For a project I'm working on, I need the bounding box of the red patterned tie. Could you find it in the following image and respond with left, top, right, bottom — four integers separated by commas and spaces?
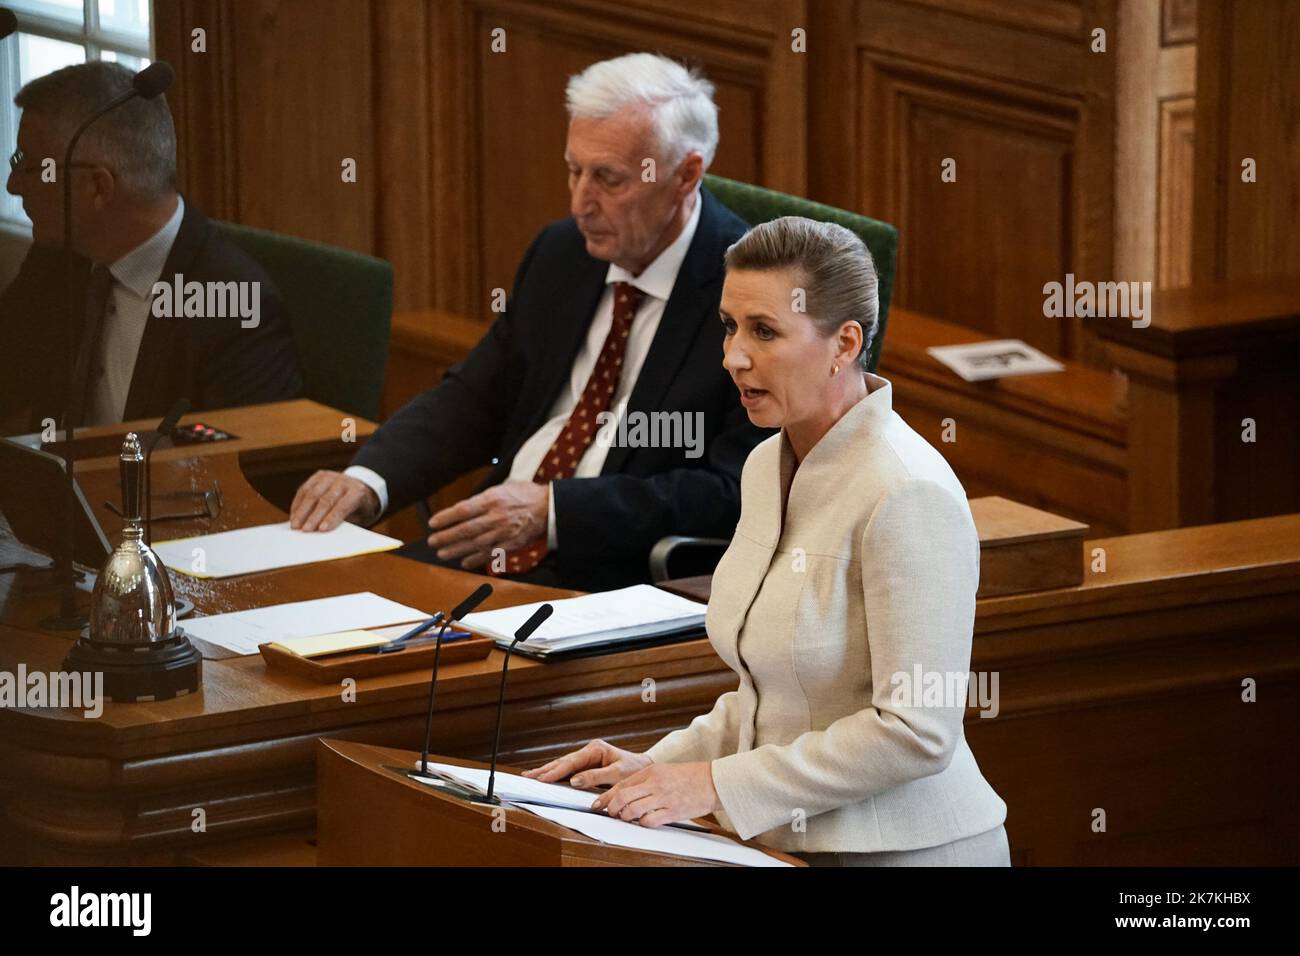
490, 281, 644, 576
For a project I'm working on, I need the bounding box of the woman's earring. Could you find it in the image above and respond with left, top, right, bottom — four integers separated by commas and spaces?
831, 364, 840, 376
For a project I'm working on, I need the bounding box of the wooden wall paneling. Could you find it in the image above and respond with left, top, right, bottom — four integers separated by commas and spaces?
227, 0, 377, 254
1073, 0, 1120, 367
157, 0, 380, 256
864, 56, 1082, 357
1161, 0, 1197, 47
804, 0, 858, 210
153, 0, 240, 221
1193, 0, 1300, 282
373, 0, 437, 313
1112, 0, 1159, 290
1157, 96, 1195, 288
853, 0, 1117, 364
1113, 0, 1196, 291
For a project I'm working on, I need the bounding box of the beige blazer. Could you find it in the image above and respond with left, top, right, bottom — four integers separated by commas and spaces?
646, 373, 1007, 853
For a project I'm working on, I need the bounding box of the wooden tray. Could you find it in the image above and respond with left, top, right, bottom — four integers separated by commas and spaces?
259, 632, 496, 682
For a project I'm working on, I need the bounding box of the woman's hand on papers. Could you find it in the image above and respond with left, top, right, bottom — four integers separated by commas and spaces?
522, 738, 652, 789
290, 471, 380, 532
590, 761, 721, 828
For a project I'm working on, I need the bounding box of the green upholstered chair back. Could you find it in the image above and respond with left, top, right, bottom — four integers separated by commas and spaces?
216, 222, 394, 422
703, 173, 898, 373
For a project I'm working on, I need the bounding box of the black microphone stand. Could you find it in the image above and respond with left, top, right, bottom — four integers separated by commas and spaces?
484, 604, 552, 803
406, 583, 495, 790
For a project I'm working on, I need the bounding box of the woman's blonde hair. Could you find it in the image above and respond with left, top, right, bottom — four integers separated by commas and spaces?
724, 216, 879, 372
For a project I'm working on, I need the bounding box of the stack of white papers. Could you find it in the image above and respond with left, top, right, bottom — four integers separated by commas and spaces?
456, 585, 706, 657
520, 803, 790, 866
154, 521, 402, 578
182, 592, 428, 656
408, 762, 786, 865
413, 760, 609, 813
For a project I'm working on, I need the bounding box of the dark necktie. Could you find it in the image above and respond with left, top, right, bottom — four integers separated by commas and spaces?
64, 265, 115, 429
489, 281, 645, 576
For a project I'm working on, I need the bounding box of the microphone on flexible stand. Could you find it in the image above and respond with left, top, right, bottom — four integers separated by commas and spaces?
42, 61, 176, 631
484, 603, 553, 802
143, 397, 189, 547
415, 583, 494, 778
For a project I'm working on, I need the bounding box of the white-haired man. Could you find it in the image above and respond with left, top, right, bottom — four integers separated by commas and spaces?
291, 52, 766, 591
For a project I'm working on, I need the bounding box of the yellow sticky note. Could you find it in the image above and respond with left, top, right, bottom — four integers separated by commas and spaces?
268, 630, 391, 658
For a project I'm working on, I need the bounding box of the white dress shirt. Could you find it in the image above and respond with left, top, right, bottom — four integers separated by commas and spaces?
348, 191, 703, 551
84, 196, 186, 426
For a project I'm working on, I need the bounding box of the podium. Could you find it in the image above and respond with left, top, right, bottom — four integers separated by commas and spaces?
316, 738, 803, 866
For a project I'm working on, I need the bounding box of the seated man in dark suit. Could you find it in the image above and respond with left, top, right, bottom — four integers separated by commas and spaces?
291, 53, 768, 592
0, 61, 301, 434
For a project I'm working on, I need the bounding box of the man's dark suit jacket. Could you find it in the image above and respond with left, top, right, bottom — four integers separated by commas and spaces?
0, 199, 302, 433
352, 187, 769, 592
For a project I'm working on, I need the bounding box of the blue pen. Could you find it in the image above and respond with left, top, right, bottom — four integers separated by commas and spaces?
365, 611, 445, 654
373, 630, 472, 654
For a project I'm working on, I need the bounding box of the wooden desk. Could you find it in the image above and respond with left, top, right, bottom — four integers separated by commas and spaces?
64, 399, 376, 477
315, 740, 802, 866
3, 426, 1297, 865
1089, 276, 1300, 531
0, 450, 733, 864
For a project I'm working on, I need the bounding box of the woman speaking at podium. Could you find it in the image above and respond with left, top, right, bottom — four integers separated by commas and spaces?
526, 217, 1009, 866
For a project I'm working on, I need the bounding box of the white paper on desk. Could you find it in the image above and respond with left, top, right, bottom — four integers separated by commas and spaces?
408, 761, 711, 831
154, 520, 402, 578
182, 592, 429, 656
457, 584, 706, 653
519, 803, 790, 867
926, 339, 1065, 382
414, 761, 601, 813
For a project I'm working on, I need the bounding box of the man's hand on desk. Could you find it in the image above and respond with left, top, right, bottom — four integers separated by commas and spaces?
426, 480, 548, 570
289, 470, 381, 532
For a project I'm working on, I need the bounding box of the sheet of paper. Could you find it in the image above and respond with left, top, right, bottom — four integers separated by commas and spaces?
268, 629, 392, 658
413, 760, 601, 813
154, 520, 402, 578
926, 339, 1065, 382
519, 803, 790, 867
182, 592, 429, 656
407, 762, 709, 831
458, 584, 705, 649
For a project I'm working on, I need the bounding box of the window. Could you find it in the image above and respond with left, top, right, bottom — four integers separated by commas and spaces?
1, 0, 153, 231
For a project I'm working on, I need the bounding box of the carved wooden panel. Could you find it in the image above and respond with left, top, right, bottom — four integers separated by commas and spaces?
867, 65, 1080, 356
1162, 0, 1197, 46
1194, 0, 1300, 282
814, 0, 1118, 364
1157, 96, 1196, 288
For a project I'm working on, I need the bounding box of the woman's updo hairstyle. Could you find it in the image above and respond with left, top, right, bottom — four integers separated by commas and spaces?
724, 216, 879, 372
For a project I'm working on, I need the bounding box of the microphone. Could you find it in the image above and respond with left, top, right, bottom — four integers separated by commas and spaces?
484, 603, 553, 802
1, 9, 17, 41
416, 583, 494, 776
132, 62, 175, 100
143, 397, 189, 546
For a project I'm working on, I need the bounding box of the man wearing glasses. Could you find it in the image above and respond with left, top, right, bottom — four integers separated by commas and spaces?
0, 61, 301, 434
